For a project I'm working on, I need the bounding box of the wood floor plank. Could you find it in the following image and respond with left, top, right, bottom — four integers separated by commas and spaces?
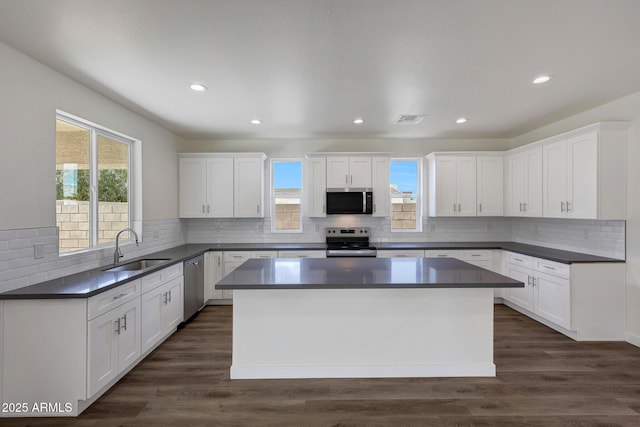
6, 304, 640, 426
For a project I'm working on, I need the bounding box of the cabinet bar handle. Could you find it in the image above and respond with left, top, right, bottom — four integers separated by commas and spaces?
163, 292, 168, 305
437, 254, 447, 257
471, 254, 481, 257
207, 205, 210, 213
453, 203, 457, 213
115, 318, 121, 335
257, 204, 260, 214
566, 201, 571, 212
113, 293, 127, 300
527, 276, 532, 286
167, 290, 172, 303
121, 314, 127, 331
202, 205, 205, 213
523, 202, 527, 212
458, 203, 461, 212
479, 203, 482, 212
532, 277, 536, 287
561, 201, 565, 212
351, 175, 353, 185
345, 175, 348, 185
519, 202, 523, 212
542, 265, 556, 270
513, 257, 524, 262
217, 257, 221, 266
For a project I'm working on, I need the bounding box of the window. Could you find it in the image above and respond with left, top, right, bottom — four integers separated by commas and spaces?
390, 159, 421, 232
56, 112, 135, 254
271, 159, 302, 232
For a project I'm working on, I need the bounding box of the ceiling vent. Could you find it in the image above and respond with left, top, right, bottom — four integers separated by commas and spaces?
394, 114, 426, 124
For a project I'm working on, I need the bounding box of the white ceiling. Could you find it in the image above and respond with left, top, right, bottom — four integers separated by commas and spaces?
1, 0, 639, 140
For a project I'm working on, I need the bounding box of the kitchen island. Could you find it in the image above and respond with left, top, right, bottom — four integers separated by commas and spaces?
216, 257, 523, 379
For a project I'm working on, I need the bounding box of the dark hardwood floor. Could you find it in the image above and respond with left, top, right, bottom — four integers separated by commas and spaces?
6, 304, 640, 426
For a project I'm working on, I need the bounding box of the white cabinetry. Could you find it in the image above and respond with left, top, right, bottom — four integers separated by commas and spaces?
505, 147, 542, 217
88, 297, 140, 397
205, 251, 224, 301
426, 154, 477, 216
503, 252, 571, 330
372, 157, 390, 217
217, 251, 280, 302
476, 156, 503, 216
140, 264, 184, 354
278, 250, 326, 258
304, 157, 327, 217
326, 156, 372, 189
179, 153, 265, 218
377, 250, 425, 258
542, 124, 627, 219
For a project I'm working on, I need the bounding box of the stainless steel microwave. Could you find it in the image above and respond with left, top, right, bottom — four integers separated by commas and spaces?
326, 191, 373, 215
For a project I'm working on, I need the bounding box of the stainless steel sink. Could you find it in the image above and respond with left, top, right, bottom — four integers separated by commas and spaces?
103, 258, 170, 272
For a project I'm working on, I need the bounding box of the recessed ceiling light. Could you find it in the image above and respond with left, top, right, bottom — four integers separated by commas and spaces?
532, 75, 552, 84
456, 117, 468, 124
250, 119, 262, 125
353, 118, 364, 124
189, 83, 207, 92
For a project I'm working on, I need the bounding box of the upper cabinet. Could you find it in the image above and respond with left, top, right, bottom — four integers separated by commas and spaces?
326, 156, 372, 189
303, 157, 327, 217
426, 154, 477, 216
505, 147, 543, 217
477, 155, 504, 216
371, 157, 390, 217
179, 153, 266, 218
542, 123, 627, 220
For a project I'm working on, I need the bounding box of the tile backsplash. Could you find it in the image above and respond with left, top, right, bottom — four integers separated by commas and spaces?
0, 215, 625, 293
0, 219, 184, 293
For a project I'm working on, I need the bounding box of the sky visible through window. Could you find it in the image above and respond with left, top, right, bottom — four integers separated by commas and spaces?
273, 161, 302, 188
390, 160, 417, 194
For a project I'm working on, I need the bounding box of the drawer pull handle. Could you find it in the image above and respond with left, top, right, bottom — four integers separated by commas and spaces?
437, 254, 447, 257
113, 293, 127, 300
542, 265, 556, 270
513, 258, 524, 262
471, 254, 481, 257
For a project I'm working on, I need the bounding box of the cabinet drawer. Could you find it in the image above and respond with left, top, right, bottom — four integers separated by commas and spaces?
224, 251, 251, 262
378, 250, 425, 258
141, 271, 163, 294
88, 279, 140, 320
459, 250, 493, 261
535, 259, 570, 279
251, 251, 278, 259
278, 250, 326, 258
424, 250, 460, 258
161, 262, 183, 282
506, 252, 533, 268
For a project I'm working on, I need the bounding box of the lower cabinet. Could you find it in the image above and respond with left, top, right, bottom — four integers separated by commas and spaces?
277, 250, 326, 258
1, 264, 185, 417
140, 276, 184, 354
88, 298, 141, 397
377, 250, 425, 258
502, 252, 570, 330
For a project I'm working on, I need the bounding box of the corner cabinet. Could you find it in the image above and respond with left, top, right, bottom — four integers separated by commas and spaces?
179, 153, 266, 218
542, 123, 627, 220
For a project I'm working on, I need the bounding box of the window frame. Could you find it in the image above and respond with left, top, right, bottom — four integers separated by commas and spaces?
270, 158, 303, 233
56, 110, 138, 256
389, 157, 423, 233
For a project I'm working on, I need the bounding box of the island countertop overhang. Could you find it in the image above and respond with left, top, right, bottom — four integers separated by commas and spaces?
216, 257, 524, 290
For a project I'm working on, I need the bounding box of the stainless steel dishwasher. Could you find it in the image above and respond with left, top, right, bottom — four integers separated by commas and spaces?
182, 254, 205, 325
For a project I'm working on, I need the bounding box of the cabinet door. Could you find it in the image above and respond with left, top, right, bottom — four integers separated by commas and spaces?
509, 152, 526, 216
88, 311, 119, 396
477, 156, 503, 216
535, 271, 571, 330
234, 157, 264, 217
207, 157, 234, 217
372, 157, 390, 217
568, 132, 598, 219
543, 141, 568, 218
179, 158, 207, 218
304, 157, 327, 217
163, 277, 184, 333
205, 251, 224, 300
505, 264, 534, 312
349, 157, 372, 188
434, 156, 458, 216
456, 156, 477, 216
525, 147, 543, 217
117, 299, 141, 373
141, 288, 164, 354
326, 157, 350, 188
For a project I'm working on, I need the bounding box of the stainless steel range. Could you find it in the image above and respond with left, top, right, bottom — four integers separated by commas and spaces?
325, 227, 377, 257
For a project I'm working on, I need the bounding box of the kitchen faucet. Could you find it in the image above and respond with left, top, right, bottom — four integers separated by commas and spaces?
114, 228, 140, 265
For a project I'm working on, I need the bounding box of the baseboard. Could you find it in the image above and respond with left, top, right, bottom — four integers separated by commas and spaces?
626, 331, 640, 348
230, 363, 496, 380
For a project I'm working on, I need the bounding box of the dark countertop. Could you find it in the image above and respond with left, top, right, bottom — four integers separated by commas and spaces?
216, 257, 524, 290
0, 241, 622, 300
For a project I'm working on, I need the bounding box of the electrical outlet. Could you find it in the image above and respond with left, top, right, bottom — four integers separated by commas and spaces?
33, 243, 45, 259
